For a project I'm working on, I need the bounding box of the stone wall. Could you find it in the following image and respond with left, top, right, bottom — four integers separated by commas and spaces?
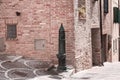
74, 0, 98, 71
90, 1, 102, 65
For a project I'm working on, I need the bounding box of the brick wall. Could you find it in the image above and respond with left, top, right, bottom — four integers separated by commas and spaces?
0, 0, 75, 65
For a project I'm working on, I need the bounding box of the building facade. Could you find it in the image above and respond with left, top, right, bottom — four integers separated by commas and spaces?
74, 0, 120, 71
0, 0, 119, 72
0, 0, 75, 64
102, 0, 119, 62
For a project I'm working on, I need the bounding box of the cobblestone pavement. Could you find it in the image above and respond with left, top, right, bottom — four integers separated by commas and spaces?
2, 54, 120, 80
0, 54, 62, 80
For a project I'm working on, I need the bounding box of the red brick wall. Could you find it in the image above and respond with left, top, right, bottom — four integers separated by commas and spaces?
0, 0, 75, 65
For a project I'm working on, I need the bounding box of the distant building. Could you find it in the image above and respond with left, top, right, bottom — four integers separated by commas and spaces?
102, 0, 119, 62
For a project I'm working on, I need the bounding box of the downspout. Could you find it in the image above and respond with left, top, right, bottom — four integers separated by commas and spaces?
99, 0, 103, 65
118, 0, 120, 61
118, 0, 120, 35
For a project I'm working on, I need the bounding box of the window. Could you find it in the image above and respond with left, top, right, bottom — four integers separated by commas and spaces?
7, 24, 17, 40
104, 0, 109, 13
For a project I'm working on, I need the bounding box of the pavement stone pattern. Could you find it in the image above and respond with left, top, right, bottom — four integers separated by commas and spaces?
21, 62, 120, 80
0, 54, 63, 80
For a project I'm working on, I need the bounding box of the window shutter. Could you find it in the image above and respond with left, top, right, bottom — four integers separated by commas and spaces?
118, 9, 120, 23
113, 7, 119, 23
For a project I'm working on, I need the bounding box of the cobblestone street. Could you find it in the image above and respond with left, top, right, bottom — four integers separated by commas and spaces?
0, 55, 120, 80
0, 54, 63, 80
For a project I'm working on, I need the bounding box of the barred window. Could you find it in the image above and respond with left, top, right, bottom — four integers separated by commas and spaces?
7, 25, 17, 39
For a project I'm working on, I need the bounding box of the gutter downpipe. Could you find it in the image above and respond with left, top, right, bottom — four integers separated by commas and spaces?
99, 0, 104, 65
118, 0, 120, 61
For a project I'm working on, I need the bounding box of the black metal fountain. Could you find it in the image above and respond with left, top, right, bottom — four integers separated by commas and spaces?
57, 24, 66, 71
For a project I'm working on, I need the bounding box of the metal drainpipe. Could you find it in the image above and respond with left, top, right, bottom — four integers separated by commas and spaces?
99, 0, 103, 65
118, 0, 119, 35
118, 0, 120, 61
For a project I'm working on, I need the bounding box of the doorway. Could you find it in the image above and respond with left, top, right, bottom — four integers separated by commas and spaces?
102, 34, 108, 62
91, 28, 101, 66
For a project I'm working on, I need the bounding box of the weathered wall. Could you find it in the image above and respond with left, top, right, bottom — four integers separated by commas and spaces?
102, 0, 112, 35
0, 0, 75, 65
102, 0, 119, 62
111, 0, 119, 62
90, 1, 101, 65
102, 0, 112, 62
74, 0, 99, 71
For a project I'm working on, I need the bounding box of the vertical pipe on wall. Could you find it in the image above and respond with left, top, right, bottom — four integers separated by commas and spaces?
118, 0, 120, 61
99, 0, 103, 65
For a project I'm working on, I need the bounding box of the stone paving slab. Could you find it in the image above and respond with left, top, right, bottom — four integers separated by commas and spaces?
24, 60, 51, 69
0, 54, 21, 61
0, 72, 9, 80
0, 67, 6, 72
1, 61, 29, 69
0, 54, 60, 80
6, 68, 36, 79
